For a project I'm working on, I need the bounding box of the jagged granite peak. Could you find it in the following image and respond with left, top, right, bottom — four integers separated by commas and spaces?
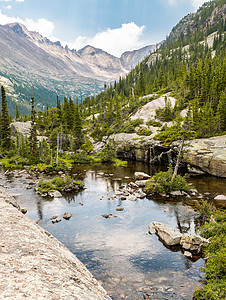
2, 22, 155, 80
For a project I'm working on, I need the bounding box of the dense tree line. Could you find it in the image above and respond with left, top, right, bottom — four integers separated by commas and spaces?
78, 0, 226, 141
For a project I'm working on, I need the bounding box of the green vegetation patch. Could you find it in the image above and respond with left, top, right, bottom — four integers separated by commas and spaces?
144, 165, 191, 194
37, 176, 84, 194
137, 127, 153, 136
193, 206, 226, 300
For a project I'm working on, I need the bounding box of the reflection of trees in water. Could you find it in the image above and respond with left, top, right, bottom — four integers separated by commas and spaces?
174, 207, 191, 234
183, 255, 192, 269
37, 199, 43, 220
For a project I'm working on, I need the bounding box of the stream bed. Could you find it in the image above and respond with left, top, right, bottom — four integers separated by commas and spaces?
1, 162, 226, 299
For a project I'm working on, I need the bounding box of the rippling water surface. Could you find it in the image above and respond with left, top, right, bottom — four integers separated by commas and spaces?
2, 162, 225, 299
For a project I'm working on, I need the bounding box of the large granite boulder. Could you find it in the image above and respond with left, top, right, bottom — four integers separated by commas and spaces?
110, 133, 175, 165
148, 222, 182, 246
172, 135, 226, 178
10, 121, 47, 142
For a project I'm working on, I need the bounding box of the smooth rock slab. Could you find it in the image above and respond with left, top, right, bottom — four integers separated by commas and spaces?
214, 195, 226, 201
149, 222, 182, 246
0, 188, 110, 300
134, 172, 151, 180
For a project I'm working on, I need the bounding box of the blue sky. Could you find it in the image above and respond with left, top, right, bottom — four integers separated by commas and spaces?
0, 0, 208, 56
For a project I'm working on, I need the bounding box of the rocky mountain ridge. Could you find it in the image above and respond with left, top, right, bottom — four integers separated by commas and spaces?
169, 0, 226, 40
0, 22, 156, 113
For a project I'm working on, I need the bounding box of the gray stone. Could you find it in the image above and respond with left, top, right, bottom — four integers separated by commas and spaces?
127, 195, 137, 201
116, 207, 124, 211
149, 222, 182, 246
170, 191, 184, 196
148, 222, 156, 234
184, 251, 192, 258
172, 135, 226, 178
0, 188, 110, 299
214, 195, 226, 201
63, 212, 72, 220
180, 234, 208, 253
135, 180, 148, 187
52, 190, 63, 198
134, 172, 151, 180
128, 182, 139, 188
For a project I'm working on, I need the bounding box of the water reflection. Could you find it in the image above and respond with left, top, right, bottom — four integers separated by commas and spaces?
2, 162, 225, 299
37, 199, 43, 220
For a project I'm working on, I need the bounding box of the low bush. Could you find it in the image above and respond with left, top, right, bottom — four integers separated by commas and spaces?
144, 165, 191, 194
37, 176, 84, 193
137, 127, 153, 136
193, 210, 226, 300
146, 119, 162, 127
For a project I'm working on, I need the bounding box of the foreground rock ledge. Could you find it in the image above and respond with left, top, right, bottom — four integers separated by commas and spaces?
0, 188, 110, 300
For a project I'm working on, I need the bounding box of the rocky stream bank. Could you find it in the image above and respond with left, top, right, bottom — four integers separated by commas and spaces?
110, 133, 226, 178
0, 187, 110, 300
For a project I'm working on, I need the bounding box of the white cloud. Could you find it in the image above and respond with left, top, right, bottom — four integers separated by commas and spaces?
16, 0, 24, 2
6, 5, 11, 9
0, 10, 54, 37
61, 22, 146, 57
168, 0, 177, 5
0, 0, 11, 2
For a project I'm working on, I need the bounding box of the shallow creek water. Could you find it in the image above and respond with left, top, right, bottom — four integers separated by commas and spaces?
1, 162, 226, 299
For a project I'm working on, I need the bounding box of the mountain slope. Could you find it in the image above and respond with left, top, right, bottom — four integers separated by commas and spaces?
0, 22, 156, 114
82, 0, 225, 143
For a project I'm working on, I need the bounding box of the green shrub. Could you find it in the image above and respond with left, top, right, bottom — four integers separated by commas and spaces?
194, 210, 226, 300
37, 176, 84, 193
144, 165, 191, 194
37, 180, 54, 193
146, 119, 162, 127
137, 127, 153, 136
0, 156, 29, 169
73, 151, 94, 164
195, 199, 216, 223
98, 142, 116, 163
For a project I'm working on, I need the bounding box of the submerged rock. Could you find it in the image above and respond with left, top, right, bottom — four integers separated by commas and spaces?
63, 212, 72, 220
116, 207, 124, 211
102, 214, 117, 219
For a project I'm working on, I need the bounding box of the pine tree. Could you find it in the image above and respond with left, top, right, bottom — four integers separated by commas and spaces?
16, 104, 20, 121
29, 93, 38, 161
73, 103, 83, 150
1, 86, 11, 151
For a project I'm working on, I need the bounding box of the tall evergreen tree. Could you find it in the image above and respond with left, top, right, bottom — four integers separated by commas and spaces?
29, 92, 38, 161
1, 86, 11, 151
